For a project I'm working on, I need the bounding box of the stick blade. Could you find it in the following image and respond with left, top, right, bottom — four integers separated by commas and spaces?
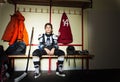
14, 72, 27, 82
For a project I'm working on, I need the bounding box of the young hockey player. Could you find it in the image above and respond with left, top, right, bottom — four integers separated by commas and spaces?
32, 23, 66, 78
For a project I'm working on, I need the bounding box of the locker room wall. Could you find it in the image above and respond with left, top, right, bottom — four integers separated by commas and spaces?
0, 4, 88, 71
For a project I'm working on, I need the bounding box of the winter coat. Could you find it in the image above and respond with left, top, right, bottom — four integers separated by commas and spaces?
1, 11, 29, 45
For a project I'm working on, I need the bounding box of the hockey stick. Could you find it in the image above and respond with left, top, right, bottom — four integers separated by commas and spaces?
14, 27, 34, 82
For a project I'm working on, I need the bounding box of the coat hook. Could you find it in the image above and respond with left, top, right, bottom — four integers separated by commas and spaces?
63, 9, 65, 13
46, 9, 48, 13
52, 9, 54, 14
29, 8, 31, 12
79, 10, 82, 15
23, 8, 25, 12
74, 10, 76, 15
69, 9, 71, 14
17, 7, 19, 11
35, 8, 37, 13
41, 9, 43, 13
58, 9, 60, 14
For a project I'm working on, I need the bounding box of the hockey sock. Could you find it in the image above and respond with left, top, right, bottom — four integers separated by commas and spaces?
33, 56, 40, 73
57, 56, 64, 72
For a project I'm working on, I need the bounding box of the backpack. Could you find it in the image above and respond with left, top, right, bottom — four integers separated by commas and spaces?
5, 41, 26, 55
0, 45, 10, 81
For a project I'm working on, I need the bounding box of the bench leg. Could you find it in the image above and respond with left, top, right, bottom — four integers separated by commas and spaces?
81, 58, 84, 70
86, 58, 89, 70
9, 58, 14, 71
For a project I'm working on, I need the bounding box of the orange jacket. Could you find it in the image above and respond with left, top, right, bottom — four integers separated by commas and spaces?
1, 11, 29, 45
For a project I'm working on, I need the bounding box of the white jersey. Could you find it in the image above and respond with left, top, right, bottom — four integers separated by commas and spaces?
38, 33, 58, 50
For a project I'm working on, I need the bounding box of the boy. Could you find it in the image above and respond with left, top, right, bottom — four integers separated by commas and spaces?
32, 23, 65, 78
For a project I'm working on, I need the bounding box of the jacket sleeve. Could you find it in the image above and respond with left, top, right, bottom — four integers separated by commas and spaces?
52, 34, 59, 49
38, 34, 45, 50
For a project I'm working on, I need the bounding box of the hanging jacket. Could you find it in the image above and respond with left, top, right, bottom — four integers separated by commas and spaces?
1, 14, 18, 42
1, 11, 29, 46
58, 12, 73, 44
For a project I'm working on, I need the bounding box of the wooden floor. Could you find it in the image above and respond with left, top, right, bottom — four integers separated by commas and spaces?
6, 69, 120, 82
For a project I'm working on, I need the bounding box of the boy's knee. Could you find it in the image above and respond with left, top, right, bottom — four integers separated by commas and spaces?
32, 49, 42, 57
57, 50, 65, 56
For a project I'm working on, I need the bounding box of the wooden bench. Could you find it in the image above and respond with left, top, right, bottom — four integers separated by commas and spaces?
8, 54, 94, 71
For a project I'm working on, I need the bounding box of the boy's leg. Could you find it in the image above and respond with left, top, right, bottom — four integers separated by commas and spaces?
55, 49, 66, 77
33, 56, 40, 78
32, 49, 42, 78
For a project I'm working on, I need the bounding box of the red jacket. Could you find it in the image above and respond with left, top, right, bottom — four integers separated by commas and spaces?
58, 12, 73, 44
1, 11, 29, 45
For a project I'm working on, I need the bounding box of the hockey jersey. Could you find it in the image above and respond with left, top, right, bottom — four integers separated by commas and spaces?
38, 33, 58, 50
58, 12, 73, 44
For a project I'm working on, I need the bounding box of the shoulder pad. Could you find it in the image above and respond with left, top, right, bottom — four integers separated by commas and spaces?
38, 34, 43, 37
38, 34, 44, 40
52, 34, 58, 39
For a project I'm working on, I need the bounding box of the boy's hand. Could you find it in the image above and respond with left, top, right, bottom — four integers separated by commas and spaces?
44, 48, 51, 55
49, 48, 55, 55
